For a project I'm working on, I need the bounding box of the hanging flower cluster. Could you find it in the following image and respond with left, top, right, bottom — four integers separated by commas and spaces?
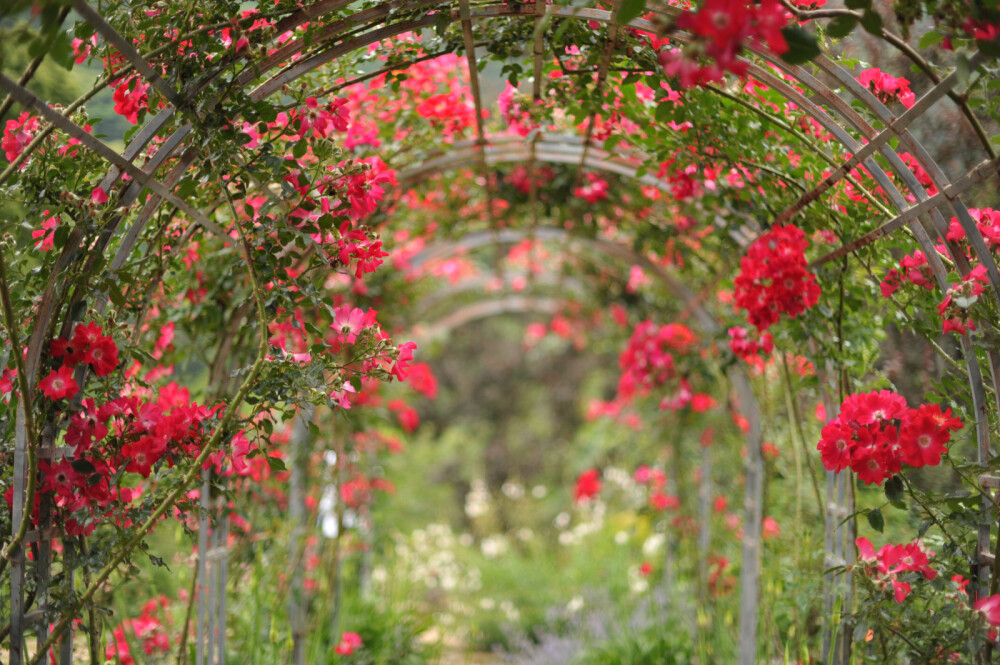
856, 68, 916, 108
817, 390, 963, 485
498, 83, 545, 136
112, 73, 151, 125
616, 320, 695, 398
855, 536, 937, 603
38, 322, 122, 401
881, 208, 999, 334
573, 172, 610, 204
733, 225, 820, 331
2, 111, 39, 164
727, 326, 774, 367
938, 264, 989, 335
658, 0, 790, 88
880, 249, 935, 297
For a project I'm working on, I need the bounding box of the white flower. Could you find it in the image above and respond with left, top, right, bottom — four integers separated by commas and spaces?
642, 533, 666, 556
566, 596, 584, 613
502, 481, 525, 499
480, 535, 509, 559
532, 485, 548, 499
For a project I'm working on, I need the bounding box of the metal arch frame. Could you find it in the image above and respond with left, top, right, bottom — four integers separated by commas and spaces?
3, 1, 999, 663
410, 294, 563, 340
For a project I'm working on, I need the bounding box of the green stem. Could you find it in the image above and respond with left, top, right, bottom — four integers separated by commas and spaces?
781, 354, 824, 516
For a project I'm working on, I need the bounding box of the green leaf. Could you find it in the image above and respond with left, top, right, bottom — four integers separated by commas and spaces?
616, 0, 647, 27
266, 455, 286, 472
780, 26, 821, 65
867, 507, 884, 532
884, 475, 904, 503
977, 37, 1000, 58
919, 31, 944, 49
434, 11, 450, 38
826, 15, 858, 39
48, 31, 75, 70
71, 458, 97, 474
860, 10, 884, 36
844, 0, 870, 9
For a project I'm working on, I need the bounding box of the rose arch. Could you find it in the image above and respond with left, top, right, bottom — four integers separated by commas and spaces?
2, 0, 1000, 663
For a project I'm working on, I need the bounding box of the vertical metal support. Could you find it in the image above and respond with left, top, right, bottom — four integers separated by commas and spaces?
217, 511, 228, 665
697, 442, 712, 591
35, 494, 52, 659
733, 371, 762, 665
59, 540, 75, 665
288, 404, 314, 665
9, 397, 30, 665
820, 393, 852, 665
196, 467, 230, 665
197, 469, 210, 665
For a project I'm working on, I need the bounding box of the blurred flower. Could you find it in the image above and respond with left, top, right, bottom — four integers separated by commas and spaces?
334, 632, 362, 655
574, 469, 601, 503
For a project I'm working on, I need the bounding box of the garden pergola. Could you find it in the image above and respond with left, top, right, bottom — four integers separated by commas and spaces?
2, 0, 1000, 662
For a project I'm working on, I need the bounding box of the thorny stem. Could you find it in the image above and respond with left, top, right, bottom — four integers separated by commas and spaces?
702, 83, 898, 221
854, 253, 990, 394
901, 474, 968, 561
26, 189, 271, 665
176, 557, 200, 665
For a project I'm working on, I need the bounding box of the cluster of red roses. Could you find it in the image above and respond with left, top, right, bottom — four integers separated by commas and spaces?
34, 382, 213, 535
856, 68, 916, 108
38, 322, 121, 401
881, 208, 999, 335
817, 390, 963, 486
616, 321, 695, 399
658, 0, 790, 88
855, 536, 936, 603
733, 224, 821, 331
879, 249, 935, 298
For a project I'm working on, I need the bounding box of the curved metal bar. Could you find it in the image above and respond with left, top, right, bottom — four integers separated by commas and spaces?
411, 295, 562, 340
413, 273, 588, 314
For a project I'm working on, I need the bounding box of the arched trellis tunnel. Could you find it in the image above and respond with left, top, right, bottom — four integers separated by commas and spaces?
2, 0, 1000, 663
